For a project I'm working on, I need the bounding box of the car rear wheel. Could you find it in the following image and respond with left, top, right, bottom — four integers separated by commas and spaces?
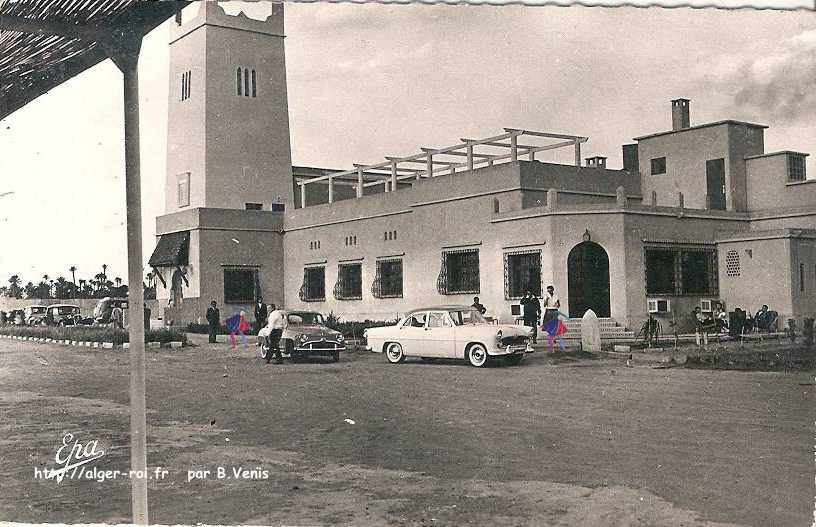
386, 343, 405, 363
467, 343, 489, 368
259, 341, 269, 359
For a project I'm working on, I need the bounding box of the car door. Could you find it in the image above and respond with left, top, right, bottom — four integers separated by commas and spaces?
397, 312, 427, 356
422, 311, 457, 358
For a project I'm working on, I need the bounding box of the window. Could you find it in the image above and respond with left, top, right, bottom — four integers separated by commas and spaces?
504, 250, 541, 299
180, 70, 191, 101
245, 203, 262, 210
251, 69, 257, 97
334, 263, 362, 300
644, 246, 718, 296
650, 157, 666, 175
427, 312, 451, 328
372, 258, 403, 298
244, 68, 249, 98
236, 68, 242, 96
789, 155, 806, 181
299, 267, 325, 302
800, 263, 805, 292
384, 230, 397, 241
237, 67, 257, 97
437, 249, 480, 295
223, 268, 257, 304
725, 250, 740, 277
177, 173, 190, 208
344, 235, 358, 246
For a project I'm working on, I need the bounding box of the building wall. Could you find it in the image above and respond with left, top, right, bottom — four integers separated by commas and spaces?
154, 208, 284, 324
165, 15, 207, 214
790, 238, 816, 323
745, 154, 816, 211
637, 123, 764, 212
717, 237, 793, 324
727, 125, 765, 212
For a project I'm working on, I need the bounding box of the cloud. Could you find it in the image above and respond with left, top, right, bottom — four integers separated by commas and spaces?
722, 28, 816, 123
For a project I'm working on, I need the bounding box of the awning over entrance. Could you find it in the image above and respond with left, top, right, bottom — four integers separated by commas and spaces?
149, 231, 189, 267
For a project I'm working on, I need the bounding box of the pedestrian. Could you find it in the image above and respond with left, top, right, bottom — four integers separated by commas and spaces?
471, 296, 487, 315
520, 289, 541, 344
541, 308, 568, 353
143, 304, 151, 331
265, 303, 286, 364
206, 300, 220, 343
254, 296, 268, 334
225, 310, 250, 348
542, 285, 561, 327
111, 304, 124, 329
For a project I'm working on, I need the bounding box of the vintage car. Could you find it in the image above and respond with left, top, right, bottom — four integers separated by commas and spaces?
23, 305, 48, 326
257, 310, 345, 362
44, 304, 83, 326
364, 305, 532, 367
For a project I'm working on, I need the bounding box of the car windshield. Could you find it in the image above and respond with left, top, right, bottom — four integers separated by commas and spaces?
288, 312, 324, 325
448, 308, 487, 326
56, 307, 78, 315
29, 307, 46, 314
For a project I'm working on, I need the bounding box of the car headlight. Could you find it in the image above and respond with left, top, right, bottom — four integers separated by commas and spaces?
337, 334, 344, 342
299, 334, 308, 342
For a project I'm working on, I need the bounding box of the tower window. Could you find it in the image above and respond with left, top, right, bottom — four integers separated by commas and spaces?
180, 71, 191, 101
789, 155, 806, 182
651, 157, 667, 175
251, 69, 257, 97
177, 173, 190, 208
245, 203, 262, 211
244, 68, 249, 98
236, 68, 242, 96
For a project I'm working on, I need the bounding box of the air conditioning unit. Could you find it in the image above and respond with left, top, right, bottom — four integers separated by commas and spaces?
647, 299, 671, 313
700, 299, 714, 313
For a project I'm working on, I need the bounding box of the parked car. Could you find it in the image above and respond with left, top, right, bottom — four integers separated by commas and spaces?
365, 305, 532, 367
257, 310, 345, 362
23, 305, 48, 326
92, 297, 128, 325
43, 304, 83, 326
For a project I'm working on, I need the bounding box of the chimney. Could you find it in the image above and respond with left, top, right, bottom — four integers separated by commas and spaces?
671, 98, 690, 130
622, 144, 638, 173
585, 156, 607, 169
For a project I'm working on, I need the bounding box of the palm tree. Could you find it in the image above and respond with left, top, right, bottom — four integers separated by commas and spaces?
7, 275, 22, 298
69, 266, 77, 289
102, 264, 107, 282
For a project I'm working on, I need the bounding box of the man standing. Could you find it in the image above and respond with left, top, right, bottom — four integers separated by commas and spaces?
254, 296, 268, 334
520, 290, 541, 343
471, 296, 487, 315
542, 285, 561, 327
266, 303, 285, 364
206, 300, 220, 344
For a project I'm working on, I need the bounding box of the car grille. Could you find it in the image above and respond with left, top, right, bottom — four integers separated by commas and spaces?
500, 335, 528, 347
298, 340, 344, 351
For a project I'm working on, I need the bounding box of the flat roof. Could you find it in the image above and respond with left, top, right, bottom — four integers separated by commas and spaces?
745, 150, 810, 160
633, 120, 768, 141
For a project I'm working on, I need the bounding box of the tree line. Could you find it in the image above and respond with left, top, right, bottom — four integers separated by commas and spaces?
0, 265, 130, 300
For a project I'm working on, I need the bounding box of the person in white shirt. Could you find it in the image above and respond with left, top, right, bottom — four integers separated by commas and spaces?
265, 304, 286, 364
541, 285, 561, 327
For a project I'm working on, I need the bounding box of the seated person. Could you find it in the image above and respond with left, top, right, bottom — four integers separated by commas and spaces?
410, 314, 426, 328
693, 307, 716, 332
754, 305, 778, 332
714, 304, 729, 332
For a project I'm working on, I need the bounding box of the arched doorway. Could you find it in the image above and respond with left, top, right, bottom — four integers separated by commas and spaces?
567, 241, 610, 318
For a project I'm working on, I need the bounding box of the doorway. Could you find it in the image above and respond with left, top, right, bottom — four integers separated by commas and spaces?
567, 241, 611, 318
706, 158, 726, 210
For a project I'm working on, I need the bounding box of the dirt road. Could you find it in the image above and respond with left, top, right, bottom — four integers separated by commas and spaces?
0, 338, 812, 526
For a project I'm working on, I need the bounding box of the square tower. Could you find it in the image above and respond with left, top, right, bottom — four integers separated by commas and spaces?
165, 1, 294, 212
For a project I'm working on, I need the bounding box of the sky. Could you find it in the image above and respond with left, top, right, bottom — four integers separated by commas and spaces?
0, 1, 814, 287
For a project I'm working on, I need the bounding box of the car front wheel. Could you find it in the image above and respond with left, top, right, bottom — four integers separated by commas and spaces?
386, 343, 405, 363
467, 343, 489, 368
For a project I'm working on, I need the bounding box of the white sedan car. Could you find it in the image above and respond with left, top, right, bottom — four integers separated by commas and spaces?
364, 305, 532, 367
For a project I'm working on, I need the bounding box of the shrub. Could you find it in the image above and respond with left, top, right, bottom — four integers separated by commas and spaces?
0, 324, 186, 345
323, 314, 398, 339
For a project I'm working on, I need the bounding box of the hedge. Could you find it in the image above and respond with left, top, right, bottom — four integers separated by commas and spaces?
0, 325, 187, 345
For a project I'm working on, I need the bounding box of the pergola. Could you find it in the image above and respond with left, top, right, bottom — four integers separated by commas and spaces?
296, 128, 588, 207
0, 1, 188, 524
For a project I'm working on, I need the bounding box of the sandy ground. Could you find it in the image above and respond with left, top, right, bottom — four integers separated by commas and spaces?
0, 336, 812, 526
